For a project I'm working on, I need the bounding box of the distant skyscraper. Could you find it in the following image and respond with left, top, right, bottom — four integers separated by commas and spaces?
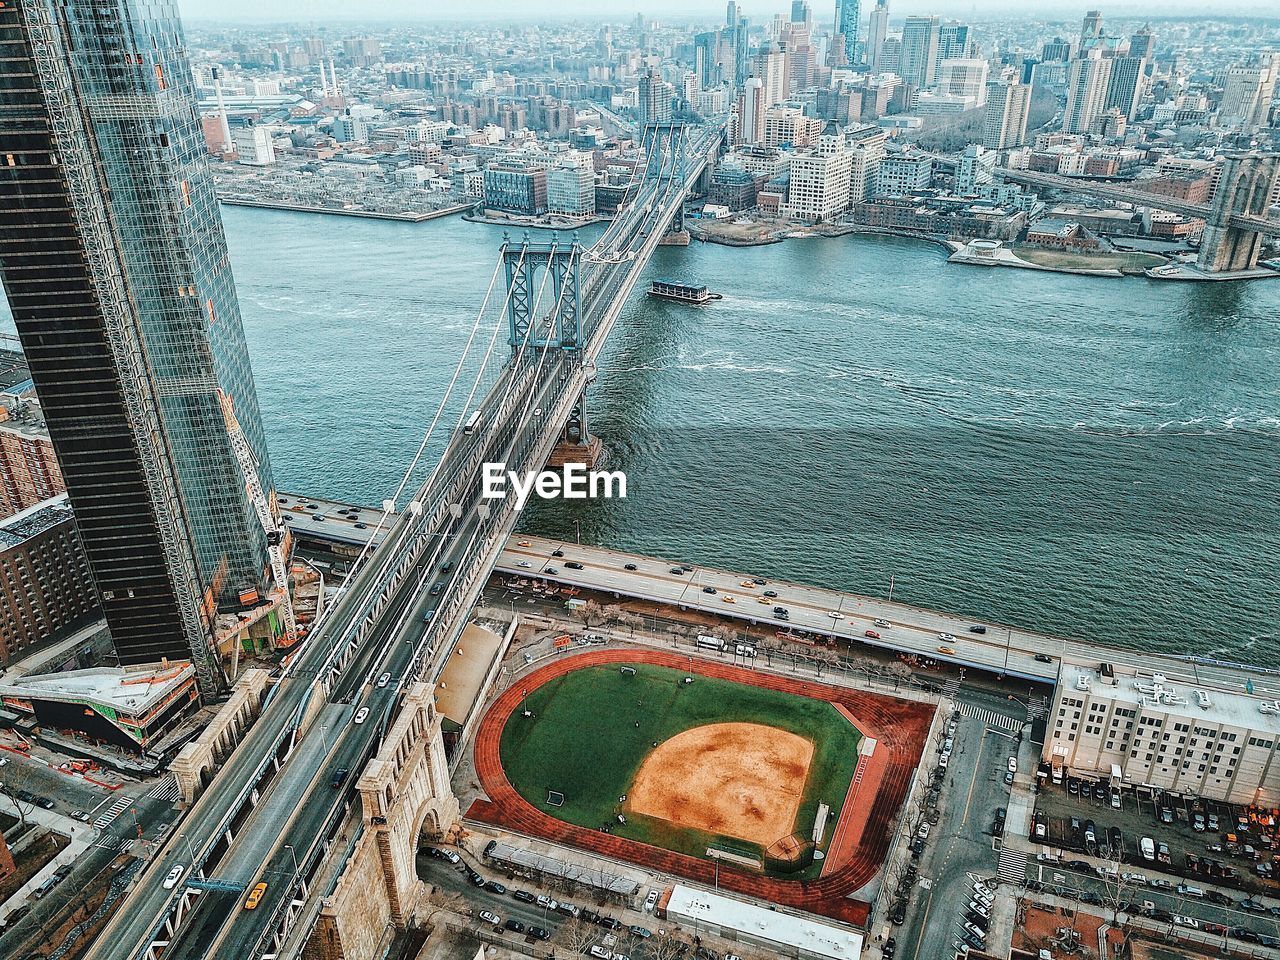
1064, 51, 1113, 134
1105, 56, 1145, 122
867, 1, 890, 72
1041, 37, 1074, 63
751, 42, 788, 108
899, 16, 941, 90
983, 79, 1032, 149
938, 22, 971, 61
0, 0, 276, 695
737, 77, 766, 144
1129, 24, 1155, 61
638, 70, 675, 124
1081, 10, 1104, 45
834, 0, 861, 69
1219, 58, 1279, 133
725, 2, 750, 89
790, 0, 812, 27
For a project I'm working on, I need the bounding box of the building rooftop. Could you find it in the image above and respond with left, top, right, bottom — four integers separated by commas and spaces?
1059, 657, 1280, 735
0, 495, 73, 550
0, 662, 194, 716
665, 884, 864, 960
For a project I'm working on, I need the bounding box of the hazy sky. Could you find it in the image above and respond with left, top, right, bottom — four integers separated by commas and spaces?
176, 0, 1280, 22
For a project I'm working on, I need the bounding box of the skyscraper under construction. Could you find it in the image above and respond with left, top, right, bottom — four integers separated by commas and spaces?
0, 0, 275, 696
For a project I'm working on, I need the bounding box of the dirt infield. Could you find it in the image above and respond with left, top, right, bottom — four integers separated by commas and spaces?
628, 721, 813, 846
466, 649, 935, 926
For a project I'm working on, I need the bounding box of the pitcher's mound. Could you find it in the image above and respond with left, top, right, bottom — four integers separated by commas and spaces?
628, 722, 813, 846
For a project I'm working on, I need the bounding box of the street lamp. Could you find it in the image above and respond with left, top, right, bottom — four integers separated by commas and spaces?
284, 844, 300, 877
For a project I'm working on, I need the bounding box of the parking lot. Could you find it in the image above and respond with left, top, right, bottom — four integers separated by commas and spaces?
1033, 773, 1280, 897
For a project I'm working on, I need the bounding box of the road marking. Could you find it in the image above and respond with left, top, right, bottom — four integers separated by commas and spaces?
955, 701, 1023, 731
961, 732, 988, 827
997, 848, 1029, 885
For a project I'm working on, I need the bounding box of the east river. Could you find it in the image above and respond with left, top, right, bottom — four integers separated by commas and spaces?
6, 206, 1279, 662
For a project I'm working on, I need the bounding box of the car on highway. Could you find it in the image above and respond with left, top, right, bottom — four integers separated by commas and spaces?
516, 540, 530, 547
764, 590, 778, 598
517, 560, 531, 568
865, 630, 881, 639
162, 865, 185, 890
701, 586, 717, 594
354, 707, 369, 724
968, 625, 987, 634
1034, 653, 1054, 663
377, 672, 392, 688
331, 767, 350, 789
874, 618, 891, 627
937, 646, 956, 655
244, 882, 268, 911
565, 561, 584, 570
551, 549, 564, 557
826, 611, 843, 619
545, 567, 559, 575
479, 911, 501, 925
624, 563, 637, 571
938, 632, 956, 642
722, 595, 736, 604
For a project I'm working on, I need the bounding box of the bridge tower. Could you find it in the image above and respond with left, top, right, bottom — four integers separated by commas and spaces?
1197, 152, 1280, 273
647, 121, 693, 246
501, 233, 602, 468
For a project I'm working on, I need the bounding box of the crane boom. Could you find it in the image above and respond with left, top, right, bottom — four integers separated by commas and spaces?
216, 390, 297, 640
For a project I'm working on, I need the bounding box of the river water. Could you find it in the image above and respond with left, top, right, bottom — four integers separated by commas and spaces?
6, 205, 1279, 662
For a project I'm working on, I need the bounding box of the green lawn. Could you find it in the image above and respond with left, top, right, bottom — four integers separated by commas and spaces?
498, 662, 862, 877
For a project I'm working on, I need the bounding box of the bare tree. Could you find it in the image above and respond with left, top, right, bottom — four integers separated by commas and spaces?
602, 604, 625, 626
1, 758, 39, 827
553, 917, 598, 955
572, 601, 608, 629
648, 928, 692, 960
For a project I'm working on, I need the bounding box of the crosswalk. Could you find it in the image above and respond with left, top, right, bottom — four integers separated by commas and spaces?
146, 776, 180, 803
94, 836, 135, 852
956, 700, 1024, 732
94, 795, 131, 830
1027, 695, 1049, 721
997, 847, 1029, 885
941, 677, 962, 698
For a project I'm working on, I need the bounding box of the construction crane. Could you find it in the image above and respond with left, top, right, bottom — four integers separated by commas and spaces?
216, 389, 297, 645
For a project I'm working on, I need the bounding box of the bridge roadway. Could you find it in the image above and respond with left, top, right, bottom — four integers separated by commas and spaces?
497, 535, 1280, 696
998, 168, 1280, 237
84, 123, 723, 960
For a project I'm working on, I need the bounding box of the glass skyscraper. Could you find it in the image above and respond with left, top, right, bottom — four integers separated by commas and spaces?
835, 0, 861, 68
0, 0, 274, 695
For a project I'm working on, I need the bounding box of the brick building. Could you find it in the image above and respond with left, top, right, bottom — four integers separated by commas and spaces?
0, 496, 100, 667
0, 403, 65, 520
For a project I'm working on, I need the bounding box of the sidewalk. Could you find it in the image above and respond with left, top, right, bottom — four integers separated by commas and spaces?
0, 794, 96, 923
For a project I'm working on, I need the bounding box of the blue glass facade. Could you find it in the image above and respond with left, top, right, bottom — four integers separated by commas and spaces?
0, 0, 273, 693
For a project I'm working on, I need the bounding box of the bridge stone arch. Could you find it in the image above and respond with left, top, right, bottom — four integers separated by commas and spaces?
1198, 152, 1280, 273
307, 683, 460, 960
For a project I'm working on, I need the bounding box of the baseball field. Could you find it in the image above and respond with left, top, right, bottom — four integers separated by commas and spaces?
496, 661, 862, 878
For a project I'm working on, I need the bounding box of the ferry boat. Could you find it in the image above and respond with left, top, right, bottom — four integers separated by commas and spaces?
647, 279, 722, 305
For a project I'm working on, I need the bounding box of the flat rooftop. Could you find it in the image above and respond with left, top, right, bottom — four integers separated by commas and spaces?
1060, 657, 1280, 735
0, 495, 72, 549
665, 884, 863, 960
0, 663, 194, 716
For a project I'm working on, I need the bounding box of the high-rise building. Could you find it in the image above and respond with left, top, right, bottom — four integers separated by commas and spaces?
0, 402, 64, 520
982, 79, 1032, 150
1219, 59, 1278, 133
938, 23, 971, 61
1129, 24, 1155, 62
790, 0, 812, 28
937, 59, 989, 101
1104, 56, 1145, 122
750, 43, 788, 108
0, 496, 100, 667
876, 150, 933, 197
1041, 37, 1074, 63
694, 31, 726, 90
834, 0, 861, 69
1080, 10, 1104, 46
638, 70, 675, 124
725, 2, 750, 89
0, 0, 276, 695
899, 16, 942, 90
546, 153, 597, 218
737, 77, 766, 145
867, 1, 890, 72
846, 125, 887, 203
1063, 51, 1113, 134
782, 121, 852, 221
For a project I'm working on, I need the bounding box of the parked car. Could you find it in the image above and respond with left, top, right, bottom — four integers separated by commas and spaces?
479, 911, 501, 925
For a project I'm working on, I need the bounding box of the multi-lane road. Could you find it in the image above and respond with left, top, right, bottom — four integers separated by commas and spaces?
496, 535, 1275, 693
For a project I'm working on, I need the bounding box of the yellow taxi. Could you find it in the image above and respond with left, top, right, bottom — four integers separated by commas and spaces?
244, 881, 268, 911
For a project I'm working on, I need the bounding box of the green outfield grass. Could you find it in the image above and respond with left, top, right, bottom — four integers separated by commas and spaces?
497, 662, 862, 877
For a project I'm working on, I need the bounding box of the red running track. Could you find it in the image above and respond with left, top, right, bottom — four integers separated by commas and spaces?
466, 649, 935, 927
